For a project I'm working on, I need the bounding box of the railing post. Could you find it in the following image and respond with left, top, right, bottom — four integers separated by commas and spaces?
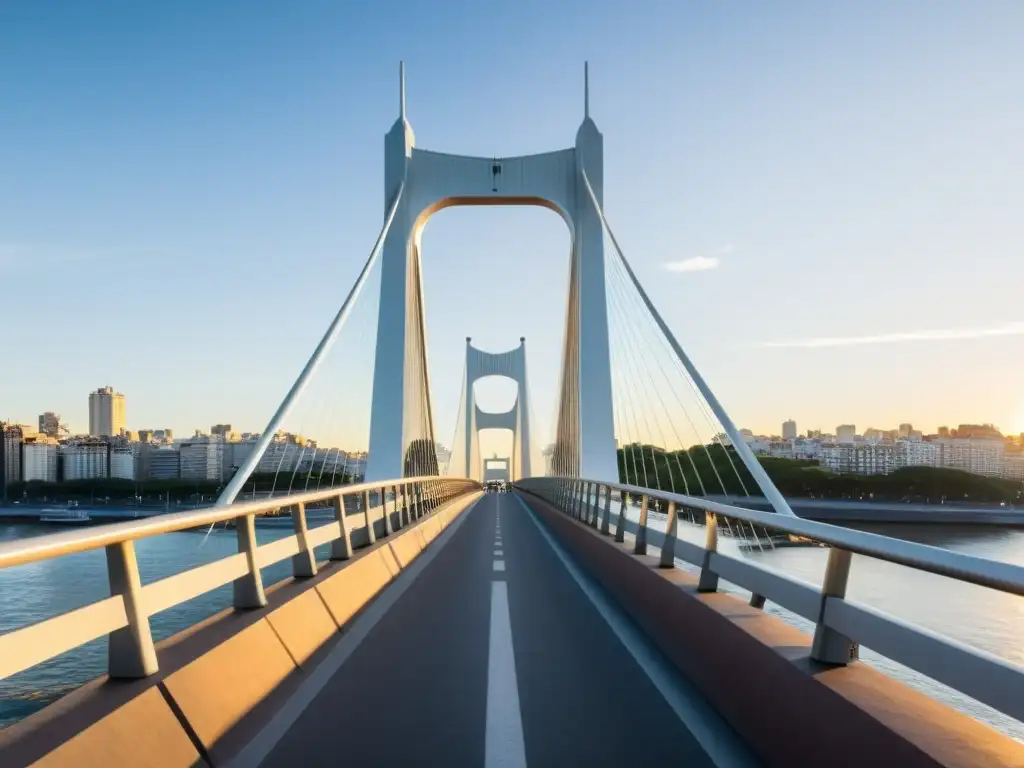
600, 486, 611, 535
588, 483, 598, 528
634, 494, 649, 555
291, 502, 317, 577
234, 513, 267, 608
576, 481, 584, 520
659, 500, 677, 568
580, 482, 589, 522
811, 548, 859, 665
391, 485, 402, 530
363, 489, 376, 545
330, 493, 352, 560
106, 540, 158, 678
381, 486, 393, 536
614, 491, 627, 543
697, 511, 719, 592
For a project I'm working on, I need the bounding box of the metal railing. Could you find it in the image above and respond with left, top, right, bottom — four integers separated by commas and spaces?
517, 477, 1024, 725
0, 476, 478, 682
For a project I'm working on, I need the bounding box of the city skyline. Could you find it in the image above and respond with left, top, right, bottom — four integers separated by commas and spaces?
4, 382, 1020, 451
2, 4, 1023, 452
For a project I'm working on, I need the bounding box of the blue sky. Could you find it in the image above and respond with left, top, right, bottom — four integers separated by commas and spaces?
2, 1, 1023, 453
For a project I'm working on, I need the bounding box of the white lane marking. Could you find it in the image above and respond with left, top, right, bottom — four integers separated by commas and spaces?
493, 560, 506, 572
485, 581, 527, 768
512, 494, 759, 768
494, 549, 503, 556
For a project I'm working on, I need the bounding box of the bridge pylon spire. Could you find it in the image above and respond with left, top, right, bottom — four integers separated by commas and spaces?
399, 60, 406, 120
584, 61, 589, 119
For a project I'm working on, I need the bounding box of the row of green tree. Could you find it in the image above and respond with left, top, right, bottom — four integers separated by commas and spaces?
616, 443, 1023, 504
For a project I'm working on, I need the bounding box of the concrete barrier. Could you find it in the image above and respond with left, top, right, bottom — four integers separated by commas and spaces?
517, 490, 1024, 768
0, 491, 482, 768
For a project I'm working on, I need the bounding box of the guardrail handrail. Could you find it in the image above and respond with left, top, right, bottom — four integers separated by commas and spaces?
0, 474, 445, 570
0, 475, 480, 685
544, 477, 1024, 596
517, 476, 1024, 726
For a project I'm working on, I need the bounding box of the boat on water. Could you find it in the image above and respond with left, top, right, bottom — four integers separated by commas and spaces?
39, 501, 91, 524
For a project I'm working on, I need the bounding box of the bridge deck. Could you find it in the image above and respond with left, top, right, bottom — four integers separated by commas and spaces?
257, 492, 749, 767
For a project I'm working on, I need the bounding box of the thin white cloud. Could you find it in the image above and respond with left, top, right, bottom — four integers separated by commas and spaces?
762, 322, 1024, 349
663, 255, 720, 273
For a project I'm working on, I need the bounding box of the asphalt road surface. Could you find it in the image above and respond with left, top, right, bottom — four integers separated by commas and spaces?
260, 492, 751, 767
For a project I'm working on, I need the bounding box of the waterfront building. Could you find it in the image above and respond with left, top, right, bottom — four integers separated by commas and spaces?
38, 412, 62, 438
1, 424, 37, 490
180, 435, 224, 481
110, 448, 135, 480
88, 386, 126, 437
61, 441, 109, 480
936, 438, 1004, 477
1001, 454, 1024, 481
899, 440, 938, 468
782, 420, 797, 440
821, 443, 898, 475
22, 437, 58, 482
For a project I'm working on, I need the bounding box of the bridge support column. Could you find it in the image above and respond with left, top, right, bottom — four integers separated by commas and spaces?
659, 501, 678, 568
811, 548, 858, 664
614, 493, 627, 543
106, 540, 158, 678
697, 512, 720, 592
634, 494, 649, 555
363, 490, 376, 545
330, 493, 352, 560
600, 487, 612, 535
291, 502, 317, 578
234, 513, 267, 608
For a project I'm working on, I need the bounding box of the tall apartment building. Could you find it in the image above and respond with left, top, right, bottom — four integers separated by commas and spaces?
901, 440, 938, 468
88, 386, 126, 437
820, 440, 939, 476
1, 424, 37, 491
180, 435, 224, 481
145, 445, 181, 480
22, 437, 59, 482
1002, 454, 1024, 481
110, 448, 135, 480
61, 441, 110, 481
836, 424, 857, 444
38, 412, 62, 438
936, 438, 1004, 477
782, 420, 797, 440
821, 443, 899, 475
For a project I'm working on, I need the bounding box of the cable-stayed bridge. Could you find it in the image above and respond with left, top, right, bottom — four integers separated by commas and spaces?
0, 65, 1022, 767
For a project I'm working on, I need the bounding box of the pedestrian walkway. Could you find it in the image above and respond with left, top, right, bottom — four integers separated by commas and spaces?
253, 492, 753, 767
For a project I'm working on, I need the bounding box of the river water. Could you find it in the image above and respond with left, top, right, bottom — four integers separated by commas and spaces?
1, 514, 1022, 741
